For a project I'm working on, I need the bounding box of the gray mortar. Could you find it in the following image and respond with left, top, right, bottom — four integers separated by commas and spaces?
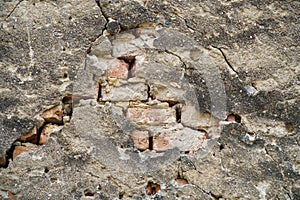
0, 0, 299, 199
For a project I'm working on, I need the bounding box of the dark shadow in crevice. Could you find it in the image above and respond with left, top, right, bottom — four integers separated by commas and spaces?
117, 56, 136, 79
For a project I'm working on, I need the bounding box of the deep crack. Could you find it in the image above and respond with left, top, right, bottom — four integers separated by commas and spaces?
212, 46, 238, 76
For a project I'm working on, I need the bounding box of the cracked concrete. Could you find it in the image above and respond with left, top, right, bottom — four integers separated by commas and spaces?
0, 0, 299, 199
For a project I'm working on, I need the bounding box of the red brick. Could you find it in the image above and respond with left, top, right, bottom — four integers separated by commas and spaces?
107, 59, 129, 79
127, 103, 176, 125
0, 156, 6, 167
17, 126, 38, 144
13, 146, 39, 159
131, 130, 149, 151
41, 105, 63, 124
152, 126, 206, 152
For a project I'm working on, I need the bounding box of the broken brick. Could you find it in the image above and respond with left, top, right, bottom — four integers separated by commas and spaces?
107, 59, 129, 79
13, 146, 39, 159
41, 105, 63, 124
149, 82, 185, 102
39, 124, 62, 145
101, 83, 148, 102
131, 130, 149, 151
17, 126, 38, 144
127, 103, 176, 126
152, 125, 206, 152
0, 156, 6, 167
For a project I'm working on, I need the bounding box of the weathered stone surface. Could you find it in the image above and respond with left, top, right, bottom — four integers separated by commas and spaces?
0, 0, 106, 158
1, 0, 299, 199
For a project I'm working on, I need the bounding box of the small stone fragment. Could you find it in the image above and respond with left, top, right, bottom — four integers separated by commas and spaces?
107, 59, 129, 79
13, 146, 39, 159
131, 130, 149, 151
63, 116, 71, 124
41, 105, 63, 124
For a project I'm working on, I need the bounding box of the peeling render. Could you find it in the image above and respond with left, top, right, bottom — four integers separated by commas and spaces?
0, 0, 299, 199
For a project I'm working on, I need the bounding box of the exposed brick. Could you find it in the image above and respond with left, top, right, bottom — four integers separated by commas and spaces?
39, 124, 62, 145
131, 130, 149, 151
149, 82, 185, 102
17, 126, 38, 144
107, 59, 129, 79
0, 156, 6, 167
127, 103, 176, 125
101, 83, 148, 102
152, 125, 206, 152
13, 146, 39, 159
41, 105, 63, 124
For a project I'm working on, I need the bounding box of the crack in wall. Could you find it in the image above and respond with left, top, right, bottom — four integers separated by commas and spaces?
164, 49, 187, 70
1, 98, 73, 168
5, 0, 24, 19
212, 46, 238, 76
95, 0, 109, 32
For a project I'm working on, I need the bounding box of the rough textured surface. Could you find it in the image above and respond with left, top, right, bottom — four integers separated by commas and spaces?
1, 0, 299, 199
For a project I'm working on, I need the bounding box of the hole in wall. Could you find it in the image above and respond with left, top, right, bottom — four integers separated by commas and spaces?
119, 191, 124, 199
44, 167, 50, 173
50, 177, 58, 183
84, 189, 94, 196
146, 181, 160, 195
219, 144, 225, 151
117, 56, 136, 79
225, 113, 241, 123
149, 136, 153, 151
175, 105, 181, 123
97, 83, 102, 102
285, 122, 294, 133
